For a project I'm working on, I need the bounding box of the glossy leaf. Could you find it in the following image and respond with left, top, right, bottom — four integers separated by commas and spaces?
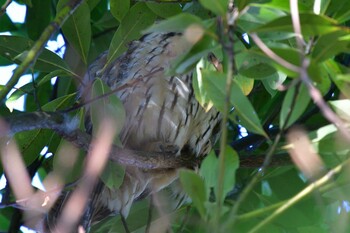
326, 0, 350, 23
107, 2, 156, 67
280, 83, 311, 128
329, 99, 350, 122
90, 78, 126, 139
25, 0, 52, 40
100, 161, 125, 190
201, 69, 267, 137
179, 169, 207, 219
235, 74, 254, 95
42, 93, 77, 111
200, 150, 218, 198
0, 36, 74, 74
57, 0, 91, 64
199, 0, 228, 16
144, 13, 204, 34
312, 30, 350, 62
146, 2, 182, 18
324, 60, 350, 99
204, 146, 239, 203
253, 13, 340, 36
38, 70, 72, 86
239, 63, 277, 79
110, 0, 130, 21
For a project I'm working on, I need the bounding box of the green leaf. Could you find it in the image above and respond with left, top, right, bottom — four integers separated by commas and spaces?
146, 2, 182, 18
244, 47, 300, 78
57, 0, 91, 64
252, 13, 340, 36
235, 74, 254, 95
199, 0, 228, 16
106, 2, 156, 67
87, 0, 102, 10
179, 169, 207, 219
326, 0, 350, 23
202, 146, 239, 203
239, 63, 277, 79
329, 99, 350, 122
324, 60, 350, 99
0, 36, 74, 74
170, 35, 219, 74
144, 13, 204, 34
310, 124, 350, 160
0, 13, 17, 32
262, 71, 287, 96
312, 30, 350, 62
193, 57, 217, 110
14, 129, 51, 166
37, 69, 72, 86
218, 146, 239, 201
5, 82, 34, 112
110, 0, 130, 21
90, 79, 126, 138
280, 83, 311, 128
201, 70, 267, 137
200, 150, 218, 198
100, 162, 125, 190
42, 93, 77, 111
25, 0, 52, 40
252, 0, 314, 12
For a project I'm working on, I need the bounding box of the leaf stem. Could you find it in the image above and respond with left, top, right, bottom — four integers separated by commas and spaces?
215, 2, 238, 230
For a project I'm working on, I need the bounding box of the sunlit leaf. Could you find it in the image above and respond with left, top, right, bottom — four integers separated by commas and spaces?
201, 70, 267, 137
252, 13, 340, 36
235, 74, 254, 95
329, 99, 350, 122
324, 60, 350, 99
312, 30, 350, 62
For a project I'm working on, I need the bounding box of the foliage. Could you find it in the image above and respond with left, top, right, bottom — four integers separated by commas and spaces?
1, 0, 350, 232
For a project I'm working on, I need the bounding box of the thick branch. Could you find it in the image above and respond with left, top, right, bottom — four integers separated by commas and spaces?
2, 112, 198, 170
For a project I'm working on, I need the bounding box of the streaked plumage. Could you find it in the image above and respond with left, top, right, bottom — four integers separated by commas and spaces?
45, 32, 221, 232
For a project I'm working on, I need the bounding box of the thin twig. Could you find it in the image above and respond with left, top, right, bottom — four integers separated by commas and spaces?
223, 73, 302, 231
248, 158, 350, 233
289, 0, 350, 141
215, 3, 238, 227
250, 33, 300, 73
0, 0, 11, 16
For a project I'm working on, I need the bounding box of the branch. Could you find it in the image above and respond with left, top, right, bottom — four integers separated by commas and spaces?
0, 0, 11, 16
0, 0, 84, 102
1, 111, 198, 170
